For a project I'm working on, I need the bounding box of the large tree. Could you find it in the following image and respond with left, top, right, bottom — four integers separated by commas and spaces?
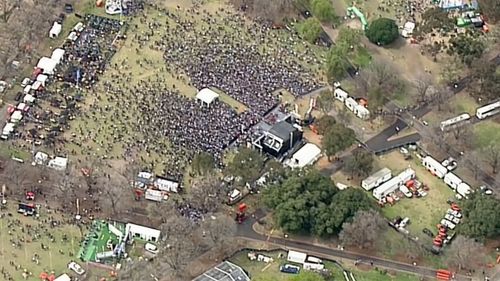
225, 147, 264, 184
315, 90, 335, 114
366, 18, 399, 46
325, 46, 350, 81
468, 57, 500, 101
481, 143, 500, 174
339, 209, 388, 248
297, 17, 322, 43
191, 152, 215, 176
322, 123, 356, 161
460, 194, 500, 238
445, 235, 485, 270
315, 115, 336, 135
263, 169, 338, 234
448, 35, 485, 66
310, 0, 337, 23
344, 149, 374, 178
189, 176, 226, 213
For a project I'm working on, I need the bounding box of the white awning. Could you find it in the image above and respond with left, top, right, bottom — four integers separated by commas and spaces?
24, 94, 35, 103
196, 88, 219, 105
49, 22, 62, 38
36, 57, 57, 75
51, 48, 65, 64
10, 111, 23, 122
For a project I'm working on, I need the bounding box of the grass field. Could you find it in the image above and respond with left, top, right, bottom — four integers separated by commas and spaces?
376, 152, 455, 236
0, 202, 82, 281
229, 250, 423, 281
473, 120, 500, 149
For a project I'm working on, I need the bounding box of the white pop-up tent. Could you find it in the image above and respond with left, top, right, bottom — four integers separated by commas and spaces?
2, 123, 15, 136
32, 81, 43, 91
37, 57, 58, 75
196, 88, 219, 107
36, 74, 48, 86
23, 85, 32, 94
286, 143, 322, 168
49, 22, 62, 38
24, 94, 35, 104
51, 48, 65, 64
73, 22, 85, 32
10, 111, 23, 123
48, 156, 68, 171
17, 103, 29, 112
67, 31, 78, 41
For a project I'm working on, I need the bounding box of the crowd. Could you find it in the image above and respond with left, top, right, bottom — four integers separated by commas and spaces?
160, 9, 322, 116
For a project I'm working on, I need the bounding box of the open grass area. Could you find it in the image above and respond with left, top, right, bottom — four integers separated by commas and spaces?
0, 202, 82, 281
376, 152, 455, 236
229, 250, 423, 281
473, 120, 500, 149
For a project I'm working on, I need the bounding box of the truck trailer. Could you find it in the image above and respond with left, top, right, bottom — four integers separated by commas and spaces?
444, 173, 462, 190
362, 168, 392, 191
422, 156, 448, 178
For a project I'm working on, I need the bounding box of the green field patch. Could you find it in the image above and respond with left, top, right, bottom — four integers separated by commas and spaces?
473, 120, 500, 149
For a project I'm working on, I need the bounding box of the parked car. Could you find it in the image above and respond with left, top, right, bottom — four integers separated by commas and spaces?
422, 228, 434, 238
442, 157, 457, 171
480, 185, 493, 195
280, 264, 300, 274
145, 243, 159, 255
21, 78, 31, 87
440, 219, 456, 230
400, 185, 413, 198
68, 261, 85, 275
399, 217, 410, 228
445, 214, 460, 224
446, 209, 462, 218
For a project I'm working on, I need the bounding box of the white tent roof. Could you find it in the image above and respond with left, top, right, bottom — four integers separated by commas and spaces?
67, 31, 78, 41
49, 22, 62, 38
126, 223, 161, 239
154, 177, 179, 192
196, 88, 219, 105
3, 123, 15, 134
24, 94, 35, 103
11, 110, 23, 122
32, 81, 43, 90
17, 103, 28, 111
36, 74, 48, 84
51, 48, 65, 63
48, 157, 68, 170
23, 85, 32, 94
287, 143, 322, 168
73, 22, 85, 32
36, 57, 57, 75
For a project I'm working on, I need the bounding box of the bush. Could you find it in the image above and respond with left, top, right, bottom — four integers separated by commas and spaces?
365, 18, 399, 46
310, 0, 337, 23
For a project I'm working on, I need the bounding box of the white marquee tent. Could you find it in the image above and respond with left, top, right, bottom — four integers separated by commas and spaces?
196, 88, 219, 107
286, 143, 322, 168
48, 157, 68, 171
10, 111, 23, 123
36, 74, 48, 86
49, 22, 62, 38
24, 94, 35, 104
37, 57, 58, 75
126, 223, 161, 242
51, 48, 65, 64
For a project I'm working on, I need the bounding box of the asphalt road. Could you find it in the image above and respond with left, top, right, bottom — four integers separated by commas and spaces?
236, 214, 473, 281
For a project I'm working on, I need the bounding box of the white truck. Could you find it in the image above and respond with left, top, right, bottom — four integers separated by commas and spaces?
456, 182, 472, 199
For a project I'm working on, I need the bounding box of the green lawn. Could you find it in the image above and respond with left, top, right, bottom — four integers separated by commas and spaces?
473, 120, 500, 149
0, 202, 82, 280
229, 250, 422, 281
376, 152, 456, 237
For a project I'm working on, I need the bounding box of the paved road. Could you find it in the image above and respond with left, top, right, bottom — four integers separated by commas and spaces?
236, 214, 473, 281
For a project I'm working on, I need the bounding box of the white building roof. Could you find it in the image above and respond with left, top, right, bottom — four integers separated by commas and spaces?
73, 22, 85, 32
196, 88, 219, 105
287, 143, 322, 168
48, 157, 68, 170
51, 48, 65, 63
17, 103, 28, 111
24, 94, 35, 103
154, 177, 179, 192
2, 123, 15, 134
36, 57, 58, 75
126, 223, 161, 239
36, 74, 48, 85
49, 22, 62, 38
10, 111, 23, 122
32, 81, 43, 91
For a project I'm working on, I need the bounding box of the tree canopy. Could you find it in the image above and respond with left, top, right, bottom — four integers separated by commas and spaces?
448, 35, 485, 66
460, 194, 500, 239
310, 0, 337, 23
325, 46, 350, 81
297, 17, 322, 43
191, 152, 215, 176
225, 147, 264, 184
365, 18, 399, 46
322, 123, 356, 160
344, 149, 374, 178
264, 170, 375, 236
339, 209, 388, 248
315, 115, 336, 135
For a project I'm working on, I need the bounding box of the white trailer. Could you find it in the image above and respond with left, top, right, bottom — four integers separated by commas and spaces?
440, 113, 471, 131
354, 104, 370, 120
287, 250, 307, 264
373, 176, 403, 200
334, 88, 349, 102
398, 168, 416, 183
344, 97, 357, 112
444, 173, 462, 190
303, 262, 325, 270
422, 156, 448, 178
145, 189, 162, 202
457, 182, 471, 198
362, 168, 392, 191
476, 101, 500, 120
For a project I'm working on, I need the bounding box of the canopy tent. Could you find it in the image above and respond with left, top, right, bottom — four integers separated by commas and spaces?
51, 48, 65, 64
2, 123, 15, 135
73, 22, 85, 32
10, 110, 23, 123
36, 74, 48, 86
196, 88, 219, 107
32, 81, 43, 91
286, 143, 322, 168
48, 157, 68, 171
23, 85, 32, 94
17, 103, 29, 112
49, 22, 62, 38
36, 57, 58, 75
154, 177, 179, 193
67, 31, 78, 41
34, 152, 49, 165
125, 223, 161, 242
23, 94, 35, 104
